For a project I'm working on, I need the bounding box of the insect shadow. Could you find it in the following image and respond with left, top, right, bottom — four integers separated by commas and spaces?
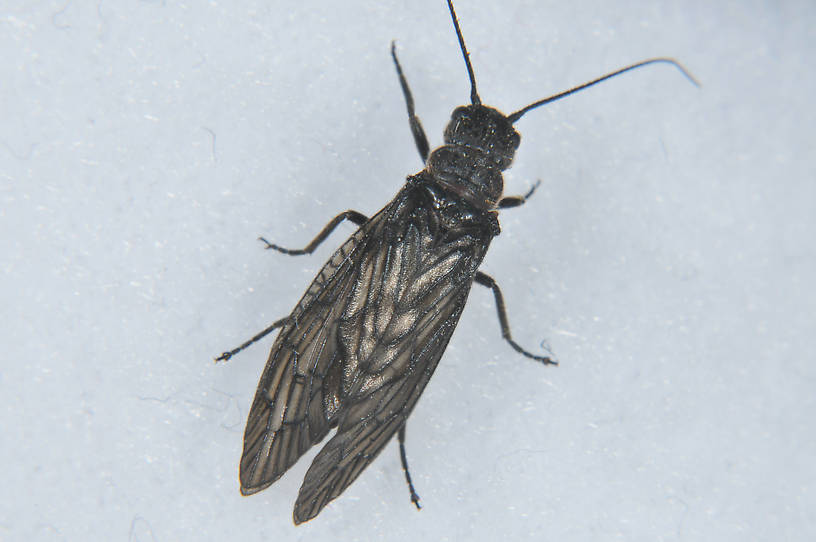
217, 0, 697, 525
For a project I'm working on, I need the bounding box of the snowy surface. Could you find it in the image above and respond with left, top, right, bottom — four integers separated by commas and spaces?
1, 1, 814, 540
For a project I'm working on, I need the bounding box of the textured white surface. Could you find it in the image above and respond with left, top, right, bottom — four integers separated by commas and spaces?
1, 1, 814, 540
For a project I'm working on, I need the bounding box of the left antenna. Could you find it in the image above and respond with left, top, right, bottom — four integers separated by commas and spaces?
446, 0, 481, 106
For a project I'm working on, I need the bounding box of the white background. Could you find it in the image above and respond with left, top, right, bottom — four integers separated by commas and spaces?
2, 1, 813, 540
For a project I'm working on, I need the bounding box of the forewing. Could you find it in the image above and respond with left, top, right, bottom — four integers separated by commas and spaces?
240, 214, 388, 495
292, 195, 491, 523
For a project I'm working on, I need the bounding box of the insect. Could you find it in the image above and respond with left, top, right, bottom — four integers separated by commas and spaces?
217, 0, 696, 525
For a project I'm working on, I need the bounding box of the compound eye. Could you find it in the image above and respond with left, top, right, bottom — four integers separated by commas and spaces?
452, 106, 469, 123
511, 132, 521, 149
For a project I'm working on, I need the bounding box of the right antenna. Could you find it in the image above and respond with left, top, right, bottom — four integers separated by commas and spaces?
508, 58, 700, 124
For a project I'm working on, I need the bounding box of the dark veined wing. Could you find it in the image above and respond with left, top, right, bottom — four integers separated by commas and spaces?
291, 187, 493, 523
239, 211, 389, 495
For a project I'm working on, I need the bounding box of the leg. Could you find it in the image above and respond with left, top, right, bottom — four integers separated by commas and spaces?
474, 271, 557, 365
215, 316, 289, 362
497, 180, 541, 209
398, 424, 422, 510
259, 210, 368, 255
391, 42, 430, 163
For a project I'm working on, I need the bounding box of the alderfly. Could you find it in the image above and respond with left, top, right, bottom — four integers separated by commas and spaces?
217, 0, 697, 524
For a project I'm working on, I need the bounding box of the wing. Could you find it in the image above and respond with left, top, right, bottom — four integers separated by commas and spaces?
239, 211, 388, 495
292, 188, 493, 523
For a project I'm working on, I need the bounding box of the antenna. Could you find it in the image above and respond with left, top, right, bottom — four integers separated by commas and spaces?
446, 0, 481, 106
507, 58, 699, 124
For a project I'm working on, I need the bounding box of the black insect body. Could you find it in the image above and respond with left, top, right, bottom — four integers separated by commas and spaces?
218, 0, 696, 525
